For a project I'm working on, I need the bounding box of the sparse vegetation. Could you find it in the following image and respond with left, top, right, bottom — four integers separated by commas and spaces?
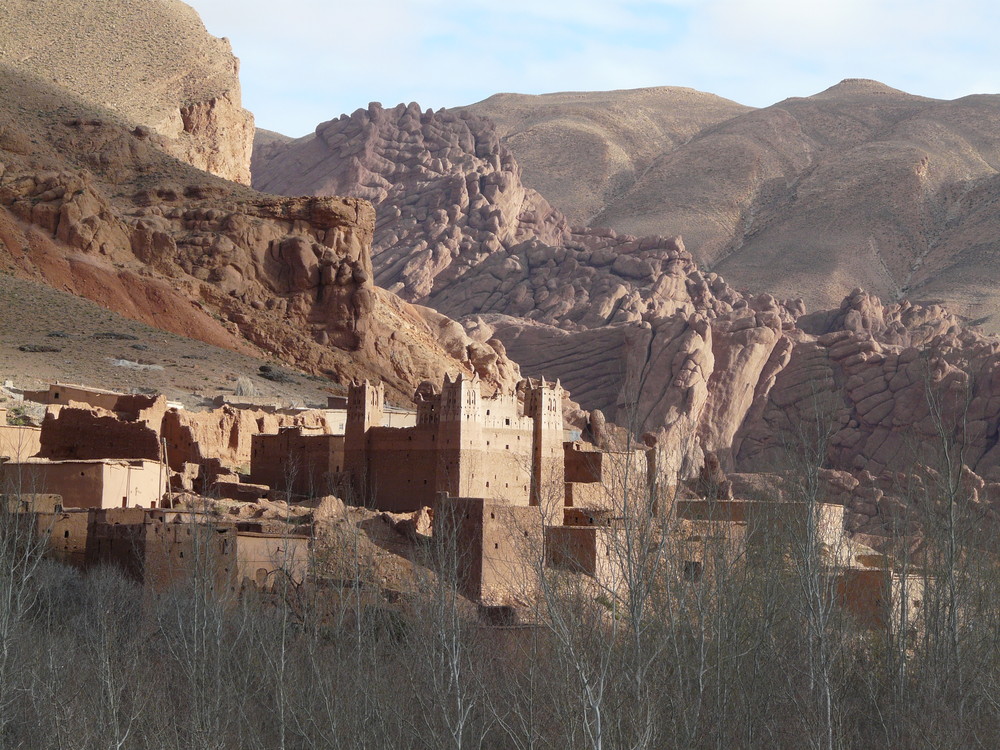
259, 364, 295, 384
233, 375, 259, 397
18, 344, 61, 353
92, 332, 139, 341
5, 405, 31, 426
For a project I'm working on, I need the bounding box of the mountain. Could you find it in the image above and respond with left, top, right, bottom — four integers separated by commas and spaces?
458, 87, 751, 227
253, 100, 1000, 499
0, 0, 254, 184
469, 79, 1000, 329
0, 37, 522, 403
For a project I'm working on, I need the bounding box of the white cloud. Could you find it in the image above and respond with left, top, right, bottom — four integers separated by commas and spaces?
184, 0, 1000, 136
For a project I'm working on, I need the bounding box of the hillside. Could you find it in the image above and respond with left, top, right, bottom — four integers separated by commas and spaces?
473, 79, 1000, 329
0, 0, 254, 184
459, 87, 751, 227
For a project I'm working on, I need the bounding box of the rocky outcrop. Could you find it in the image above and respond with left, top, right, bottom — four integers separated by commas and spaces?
735, 291, 1000, 480
0, 71, 521, 405
0, 0, 254, 183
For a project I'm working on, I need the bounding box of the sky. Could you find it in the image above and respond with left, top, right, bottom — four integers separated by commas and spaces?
186, 0, 1000, 138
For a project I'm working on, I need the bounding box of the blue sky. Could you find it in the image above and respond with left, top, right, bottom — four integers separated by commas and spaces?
186, 0, 1000, 137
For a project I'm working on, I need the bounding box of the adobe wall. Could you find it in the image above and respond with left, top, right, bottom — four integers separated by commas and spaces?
38, 407, 161, 461
364, 426, 440, 510
434, 496, 542, 604
140, 520, 238, 592
37, 510, 92, 567
249, 429, 345, 496
1, 460, 163, 509
237, 532, 310, 588
463, 426, 535, 503
2, 493, 61, 513
564, 482, 608, 509
563, 443, 649, 513
82, 514, 237, 591
0, 424, 41, 461
480, 502, 542, 604
1, 461, 106, 507
544, 525, 622, 588
25, 383, 121, 410
676, 499, 847, 551
673, 518, 748, 580
102, 461, 165, 509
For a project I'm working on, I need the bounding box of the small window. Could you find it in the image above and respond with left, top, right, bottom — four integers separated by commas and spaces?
683, 561, 703, 582
494, 543, 499, 550
64, 530, 69, 538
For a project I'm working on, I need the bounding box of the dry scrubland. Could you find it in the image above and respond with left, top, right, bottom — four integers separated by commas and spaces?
0, 274, 344, 408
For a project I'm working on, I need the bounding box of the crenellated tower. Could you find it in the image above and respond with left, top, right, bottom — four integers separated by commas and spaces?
437, 373, 484, 497
344, 379, 384, 500
525, 377, 565, 523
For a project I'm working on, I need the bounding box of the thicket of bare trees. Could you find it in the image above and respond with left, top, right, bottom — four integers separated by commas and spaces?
3, 374, 1000, 748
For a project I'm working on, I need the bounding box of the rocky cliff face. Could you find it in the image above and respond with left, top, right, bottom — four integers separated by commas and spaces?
0, 69, 520, 404
0, 0, 254, 184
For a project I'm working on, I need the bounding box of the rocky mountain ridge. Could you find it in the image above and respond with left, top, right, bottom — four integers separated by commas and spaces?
254, 99, 1000, 485
464, 80, 1000, 330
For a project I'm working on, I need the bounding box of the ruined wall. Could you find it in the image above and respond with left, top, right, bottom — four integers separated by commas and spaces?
249, 430, 345, 497
161, 406, 331, 471
237, 532, 310, 588
39, 407, 162, 461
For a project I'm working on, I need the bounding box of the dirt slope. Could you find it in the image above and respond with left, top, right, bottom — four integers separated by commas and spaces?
0, 0, 254, 183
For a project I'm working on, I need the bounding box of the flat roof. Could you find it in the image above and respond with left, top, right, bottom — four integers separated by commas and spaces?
8, 458, 163, 467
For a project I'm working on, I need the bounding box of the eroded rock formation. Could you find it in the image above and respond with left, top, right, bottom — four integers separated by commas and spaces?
254, 101, 1000, 483
0, 70, 521, 405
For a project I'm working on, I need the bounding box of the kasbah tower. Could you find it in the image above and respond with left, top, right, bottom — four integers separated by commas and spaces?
343, 374, 565, 522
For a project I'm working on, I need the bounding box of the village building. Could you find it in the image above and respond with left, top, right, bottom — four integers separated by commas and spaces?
37, 506, 308, 591
563, 440, 649, 512
1, 458, 165, 509
434, 494, 543, 604
344, 375, 565, 520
